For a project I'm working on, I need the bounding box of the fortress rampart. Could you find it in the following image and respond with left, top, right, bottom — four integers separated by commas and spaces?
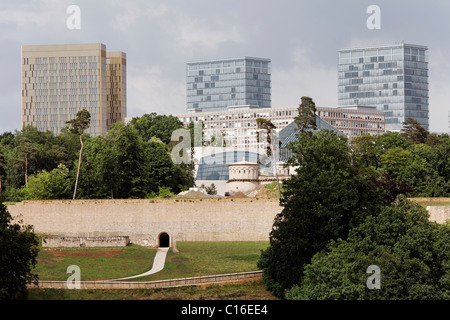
7, 198, 281, 246
6, 198, 449, 247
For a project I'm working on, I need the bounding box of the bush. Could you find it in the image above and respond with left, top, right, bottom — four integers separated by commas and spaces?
0, 202, 39, 299
285, 196, 450, 300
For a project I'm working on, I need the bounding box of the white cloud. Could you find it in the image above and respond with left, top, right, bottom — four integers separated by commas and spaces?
107, 0, 167, 31
161, 12, 244, 55
428, 48, 450, 133
0, 0, 68, 28
127, 65, 185, 117
272, 49, 337, 108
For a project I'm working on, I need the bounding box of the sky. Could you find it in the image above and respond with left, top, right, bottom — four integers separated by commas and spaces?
0, 0, 449, 133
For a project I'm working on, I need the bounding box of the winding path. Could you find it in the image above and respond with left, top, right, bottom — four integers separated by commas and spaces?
111, 247, 169, 281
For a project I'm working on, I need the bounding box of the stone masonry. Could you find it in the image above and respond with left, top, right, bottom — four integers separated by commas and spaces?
6, 198, 449, 247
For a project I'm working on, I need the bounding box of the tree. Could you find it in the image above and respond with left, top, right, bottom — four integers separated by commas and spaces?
376, 131, 411, 152
285, 196, 450, 300
398, 158, 446, 197
101, 122, 148, 199
380, 147, 413, 174
66, 109, 91, 199
294, 96, 317, 133
0, 201, 39, 299
256, 118, 280, 198
131, 113, 184, 145
258, 130, 384, 298
0, 152, 5, 198
351, 134, 380, 169
401, 117, 429, 144
201, 183, 217, 195
27, 164, 71, 200
16, 138, 38, 187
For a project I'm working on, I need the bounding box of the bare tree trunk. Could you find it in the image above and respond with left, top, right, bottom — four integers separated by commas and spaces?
270, 132, 281, 199
73, 134, 83, 200
25, 154, 28, 187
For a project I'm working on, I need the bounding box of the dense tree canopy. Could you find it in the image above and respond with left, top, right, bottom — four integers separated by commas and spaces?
258, 116, 450, 299
285, 196, 450, 300
0, 114, 194, 201
258, 130, 385, 298
130, 112, 184, 145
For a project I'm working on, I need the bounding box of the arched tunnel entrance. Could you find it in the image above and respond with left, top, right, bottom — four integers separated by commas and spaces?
159, 232, 170, 248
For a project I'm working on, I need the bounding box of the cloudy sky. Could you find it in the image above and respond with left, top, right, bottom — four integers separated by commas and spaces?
0, 0, 449, 133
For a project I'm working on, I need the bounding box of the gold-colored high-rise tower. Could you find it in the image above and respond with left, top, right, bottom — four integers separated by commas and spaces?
21, 43, 126, 136
106, 52, 127, 130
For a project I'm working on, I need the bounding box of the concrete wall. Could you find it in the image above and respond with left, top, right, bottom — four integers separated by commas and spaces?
42, 236, 130, 248
7, 198, 280, 246
427, 206, 450, 224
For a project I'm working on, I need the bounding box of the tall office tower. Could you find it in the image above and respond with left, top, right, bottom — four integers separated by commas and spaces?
106, 52, 127, 129
21, 43, 127, 137
186, 57, 271, 113
338, 43, 429, 131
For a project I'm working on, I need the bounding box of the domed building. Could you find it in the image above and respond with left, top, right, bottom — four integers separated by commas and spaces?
225, 158, 260, 195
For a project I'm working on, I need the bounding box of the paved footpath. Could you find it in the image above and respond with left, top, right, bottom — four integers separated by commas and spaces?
111, 247, 169, 281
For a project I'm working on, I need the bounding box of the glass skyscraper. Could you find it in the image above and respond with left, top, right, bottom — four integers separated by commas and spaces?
338, 43, 429, 131
186, 57, 271, 113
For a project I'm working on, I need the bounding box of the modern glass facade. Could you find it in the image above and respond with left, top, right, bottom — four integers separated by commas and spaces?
278, 115, 345, 162
196, 150, 268, 180
186, 57, 271, 112
338, 44, 429, 131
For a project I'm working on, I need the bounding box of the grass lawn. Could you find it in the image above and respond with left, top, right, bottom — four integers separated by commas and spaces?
409, 198, 450, 208
34, 241, 269, 282
34, 244, 156, 281
27, 279, 277, 300
138, 241, 269, 281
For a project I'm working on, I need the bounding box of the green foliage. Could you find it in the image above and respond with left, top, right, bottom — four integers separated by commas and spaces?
65, 109, 91, 199
0, 187, 29, 202
258, 130, 384, 298
65, 109, 91, 135
27, 164, 71, 200
401, 117, 429, 144
156, 186, 174, 198
0, 202, 39, 299
0, 112, 195, 201
131, 113, 184, 145
256, 118, 277, 157
294, 96, 317, 132
380, 147, 412, 174
205, 183, 217, 195
285, 196, 450, 300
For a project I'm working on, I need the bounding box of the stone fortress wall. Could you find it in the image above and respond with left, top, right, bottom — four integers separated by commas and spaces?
41, 236, 130, 248
7, 198, 281, 247
6, 198, 449, 248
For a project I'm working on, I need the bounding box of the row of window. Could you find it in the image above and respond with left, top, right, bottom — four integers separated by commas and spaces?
190, 87, 270, 97
189, 73, 271, 83
343, 68, 428, 79
188, 60, 269, 70
343, 83, 427, 93
34, 56, 99, 64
